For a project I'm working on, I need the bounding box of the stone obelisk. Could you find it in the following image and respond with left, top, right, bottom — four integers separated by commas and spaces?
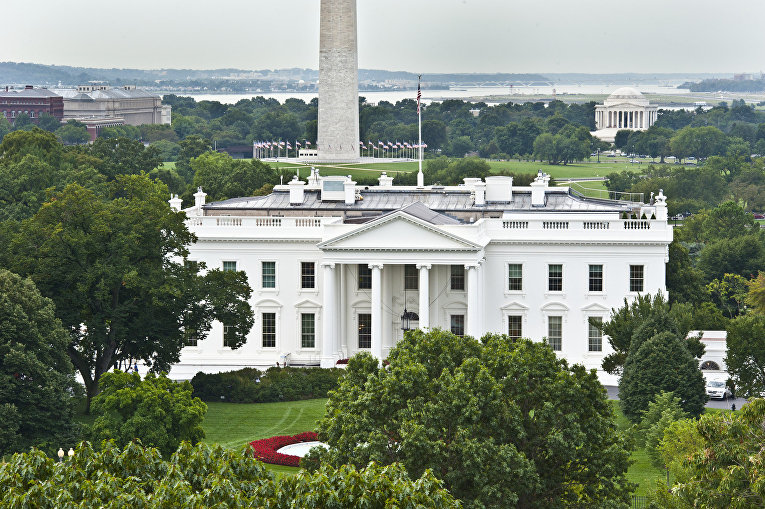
317, 0, 360, 162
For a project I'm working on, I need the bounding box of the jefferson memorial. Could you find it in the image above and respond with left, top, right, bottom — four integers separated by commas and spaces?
592, 87, 659, 143
170, 171, 672, 385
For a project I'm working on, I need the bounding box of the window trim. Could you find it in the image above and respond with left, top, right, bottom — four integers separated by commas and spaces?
547, 263, 564, 293
222, 260, 238, 272
357, 263, 372, 291
506, 262, 524, 293
300, 261, 317, 291
404, 264, 419, 291
261, 312, 277, 349
300, 312, 316, 349
449, 264, 466, 292
588, 263, 604, 293
261, 260, 278, 291
629, 264, 644, 293
450, 314, 465, 337
588, 316, 604, 353
547, 315, 563, 352
507, 315, 523, 340
357, 312, 372, 349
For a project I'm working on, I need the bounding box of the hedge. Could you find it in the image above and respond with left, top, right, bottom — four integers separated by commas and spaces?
191, 366, 344, 403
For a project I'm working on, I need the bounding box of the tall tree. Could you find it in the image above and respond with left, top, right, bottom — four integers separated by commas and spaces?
7, 175, 254, 410
0, 269, 78, 455
309, 329, 633, 508
725, 313, 765, 397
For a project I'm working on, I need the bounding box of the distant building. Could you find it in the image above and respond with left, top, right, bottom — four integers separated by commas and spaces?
0, 85, 64, 125
692, 330, 728, 372
58, 85, 170, 126
592, 87, 658, 143
78, 117, 126, 142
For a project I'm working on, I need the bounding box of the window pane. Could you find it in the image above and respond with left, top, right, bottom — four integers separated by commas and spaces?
262, 312, 276, 348
450, 265, 465, 291
184, 326, 197, 347
358, 264, 372, 290
301, 313, 315, 348
589, 264, 603, 292
508, 315, 522, 339
262, 261, 276, 288
508, 264, 523, 291
223, 261, 237, 272
358, 313, 371, 348
548, 264, 563, 292
630, 265, 644, 292
450, 314, 465, 336
404, 264, 418, 290
547, 316, 562, 351
301, 262, 315, 289
588, 317, 603, 352
223, 324, 237, 348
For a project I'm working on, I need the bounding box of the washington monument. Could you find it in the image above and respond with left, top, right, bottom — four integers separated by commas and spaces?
317, 0, 360, 162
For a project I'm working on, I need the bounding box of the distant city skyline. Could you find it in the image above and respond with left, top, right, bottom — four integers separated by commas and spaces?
4, 0, 764, 74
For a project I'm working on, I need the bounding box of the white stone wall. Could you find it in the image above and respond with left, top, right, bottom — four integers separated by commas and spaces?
317, 0, 360, 162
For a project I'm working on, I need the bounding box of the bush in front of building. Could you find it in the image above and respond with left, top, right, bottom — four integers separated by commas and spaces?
191, 366, 344, 403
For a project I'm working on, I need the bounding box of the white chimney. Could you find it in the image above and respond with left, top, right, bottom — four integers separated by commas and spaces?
168, 194, 183, 211
530, 171, 548, 207
289, 176, 306, 205
378, 172, 394, 187
655, 189, 668, 220
484, 176, 513, 202
344, 178, 357, 205
463, 177, 482, 190
474, 181, 486, 206
193, 187, 207, 212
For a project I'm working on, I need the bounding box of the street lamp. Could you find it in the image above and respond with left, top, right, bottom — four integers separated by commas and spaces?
57, 448, 64, 462
68, 448, 74, 458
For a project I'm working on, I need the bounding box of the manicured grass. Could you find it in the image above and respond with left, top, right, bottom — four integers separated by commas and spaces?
202, 399, 327, 451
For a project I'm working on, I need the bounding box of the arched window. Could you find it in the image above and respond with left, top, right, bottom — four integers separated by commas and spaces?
700, 360, 720, 371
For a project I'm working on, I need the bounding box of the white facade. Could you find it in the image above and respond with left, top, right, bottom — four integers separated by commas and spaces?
593, 87, 659, 143
172, 173, 672, 386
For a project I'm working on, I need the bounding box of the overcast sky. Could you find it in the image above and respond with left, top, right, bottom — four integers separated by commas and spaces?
4, 0, 764, 74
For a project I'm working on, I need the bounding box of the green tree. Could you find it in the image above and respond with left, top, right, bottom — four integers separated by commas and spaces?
0, 441, 459, 508
669, 126, 727, 160
666, 241, 706, 305
725, 313, 765, 397
656, 399, 765, 508
421, 119, 447, 149
90, 371, 206, 458
636, 391, 687, 469
0, 115, 11, 142
12, 113, 31, 129
6, 175, 254, 409
748, 271, 765, 314
36, 113, 61, 133
191, 152, 280, 201
309, 329, 633, 508
89, 136, 162, 179
175, 134, 212, 183
0, 269, 79, 455
55, 120, 90, 145
619, 331, 707, 422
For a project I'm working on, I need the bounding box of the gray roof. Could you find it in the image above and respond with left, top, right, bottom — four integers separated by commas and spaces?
390, 201, 462, 225
57, 87, 160, 101
204, 187, 634, 218
0, 87, 62, 98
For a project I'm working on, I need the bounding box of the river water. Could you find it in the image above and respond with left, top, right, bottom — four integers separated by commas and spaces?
171, 84, 692, 105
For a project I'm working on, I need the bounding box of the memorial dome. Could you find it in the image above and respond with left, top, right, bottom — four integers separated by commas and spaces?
604, 87, 649, 106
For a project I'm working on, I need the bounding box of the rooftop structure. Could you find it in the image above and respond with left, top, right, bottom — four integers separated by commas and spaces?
0, 85, 64, 125
57, 85, 170, 126
170, 170, 672, 386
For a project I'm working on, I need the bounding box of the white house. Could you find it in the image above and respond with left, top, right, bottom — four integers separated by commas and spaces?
170, 170, 672, 386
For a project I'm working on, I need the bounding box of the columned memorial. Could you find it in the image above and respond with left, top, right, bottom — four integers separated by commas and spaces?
316, 0, 360, 162
592, 87, 658, 143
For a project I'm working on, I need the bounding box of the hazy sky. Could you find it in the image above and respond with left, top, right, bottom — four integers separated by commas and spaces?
4, 0, 764, 73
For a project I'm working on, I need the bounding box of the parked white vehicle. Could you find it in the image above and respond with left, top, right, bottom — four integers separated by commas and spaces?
705, 377, 732, 400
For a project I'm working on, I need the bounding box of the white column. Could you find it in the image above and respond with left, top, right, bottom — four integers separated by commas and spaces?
370, 263, 383, 362
320, 263, 336, 368
466, 264, 479, 338
417, 264, 431, 329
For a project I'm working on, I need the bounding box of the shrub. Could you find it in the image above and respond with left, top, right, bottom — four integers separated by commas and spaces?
191, 366, 344, 403
250, 431, 319, 467
637, 391, 687, 468
90, 371, 207, 458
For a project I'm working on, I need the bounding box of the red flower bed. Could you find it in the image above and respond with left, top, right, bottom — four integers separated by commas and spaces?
249, 431, 318, 467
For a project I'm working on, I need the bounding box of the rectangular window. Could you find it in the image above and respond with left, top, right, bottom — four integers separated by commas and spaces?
548, 264, 563, 292
223, 325, 236, 348
630, 265, 644, 292
450, 265, 465, 291
547, 316, 562, 351
301, 262, 315, 289
183, 326, 197, 347
262, 313, 276, 348
508, 264, 523, 291
450, 314, 465, 337
301, 313, 315, 349
222, 261, 237, 272
589, 317, 603, 352
589, 264, 603, 292
358, 313, 371, 348
358, 264, 372, 290
404, 264, 418, 290
262, 261, 276, 289
508, 316, 522, 339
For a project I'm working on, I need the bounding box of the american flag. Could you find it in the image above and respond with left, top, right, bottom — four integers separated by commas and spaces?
296, 142, 301, 147
417, 75, 422, 114
378, 141, 383, 146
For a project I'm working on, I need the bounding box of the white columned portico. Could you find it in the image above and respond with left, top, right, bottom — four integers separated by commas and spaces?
320, 263, 336, 368
466, 264, 479, 338
417, 264, 431, 328
370, 263, 383, 362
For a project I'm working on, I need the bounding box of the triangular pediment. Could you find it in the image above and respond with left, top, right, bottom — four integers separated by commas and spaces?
319, 213, 480, 252
581, 302, 610, 312
501, 301, 530, 312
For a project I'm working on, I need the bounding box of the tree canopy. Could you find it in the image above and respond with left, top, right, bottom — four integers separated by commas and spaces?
309, 329, 633, 508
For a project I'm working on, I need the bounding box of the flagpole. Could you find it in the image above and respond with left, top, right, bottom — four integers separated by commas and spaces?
417, 75, 424, 187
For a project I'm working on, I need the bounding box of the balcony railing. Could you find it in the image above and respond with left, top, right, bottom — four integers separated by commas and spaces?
186, 216, 336, 230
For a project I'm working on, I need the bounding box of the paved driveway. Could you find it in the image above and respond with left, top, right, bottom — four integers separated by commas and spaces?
604, 386, 747, 410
